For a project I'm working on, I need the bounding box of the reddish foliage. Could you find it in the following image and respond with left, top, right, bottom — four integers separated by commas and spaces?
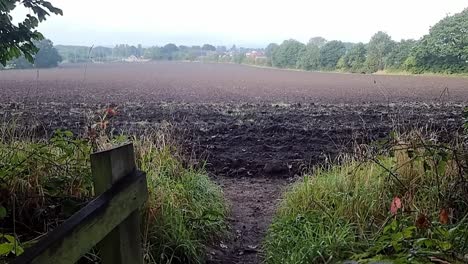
390, 196, 402, 215
415, 213, 431, 229
106, 107, 117, 117
439, 208, 449, 225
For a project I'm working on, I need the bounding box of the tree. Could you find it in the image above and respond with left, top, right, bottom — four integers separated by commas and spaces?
265, 43, 278, 57
308, 37, 327, 48
144, 46, 162, 60
319, 40, 346, 70
265, 43, 279, 66
365, 31, 395, 72
216, 46, 227, 53
34, 39, 61, 67
202, 44, 216, 51
297, 43, 320, 70
0, 0, 62, 66
229, 45, 237, 52
385, 39, 417, 70
338, 43, 367, 72
233, 53, 245, 64
9, 38, 61, 68
409, 8, 468, 73
272, 39, 306, 68
161, 43, 179, 60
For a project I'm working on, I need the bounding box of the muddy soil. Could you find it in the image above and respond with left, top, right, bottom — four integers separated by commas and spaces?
0, 102, 463, 178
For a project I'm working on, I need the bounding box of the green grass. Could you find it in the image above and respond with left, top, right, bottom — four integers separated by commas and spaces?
0, 121, 226, 263
264, 133, 468, 264
375, 69, 468, 78
135, 136, 227, 263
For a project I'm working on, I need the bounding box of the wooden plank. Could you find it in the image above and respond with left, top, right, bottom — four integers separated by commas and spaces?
90, 143, 143, 264
91, 144, 136, 194
12, 171, 148, 264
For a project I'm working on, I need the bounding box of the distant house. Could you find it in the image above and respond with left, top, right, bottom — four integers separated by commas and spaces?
123, 55, 150, 63
245, 50, 265, 59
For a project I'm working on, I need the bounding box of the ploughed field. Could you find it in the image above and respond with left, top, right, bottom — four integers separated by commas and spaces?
1, 62, 467, 263
0, 62, 466, 178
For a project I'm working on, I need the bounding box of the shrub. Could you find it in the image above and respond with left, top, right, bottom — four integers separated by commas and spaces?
264, 131, 468, 263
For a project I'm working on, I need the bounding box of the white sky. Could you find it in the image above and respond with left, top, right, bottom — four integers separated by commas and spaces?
18, 0, 468, 47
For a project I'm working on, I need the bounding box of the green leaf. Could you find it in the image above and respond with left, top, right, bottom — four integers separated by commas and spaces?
0, 243, 14, 256
4, 235, 15, 243
437, 160, 447, 176
0, 206, 6, 219
436, 240, 452, 251
11, 244, 24, 256
402, 226, 416, 239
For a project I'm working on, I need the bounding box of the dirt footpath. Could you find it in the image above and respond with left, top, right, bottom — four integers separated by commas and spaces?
207, 177, 289, 264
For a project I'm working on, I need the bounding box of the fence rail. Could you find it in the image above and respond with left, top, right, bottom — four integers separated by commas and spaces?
13, 143, 148, 264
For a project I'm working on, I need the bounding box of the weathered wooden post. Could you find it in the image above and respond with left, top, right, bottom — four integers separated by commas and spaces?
90, 143, 144, 264
13, 143, 148, 264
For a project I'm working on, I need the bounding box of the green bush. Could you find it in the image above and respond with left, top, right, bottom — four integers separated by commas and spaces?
264, 133, 468, 264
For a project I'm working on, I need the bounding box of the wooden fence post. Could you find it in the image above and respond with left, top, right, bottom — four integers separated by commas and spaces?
90, 143, 143, 264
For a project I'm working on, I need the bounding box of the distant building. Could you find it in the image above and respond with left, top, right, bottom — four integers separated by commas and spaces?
245, 50, 265, 59
123, 55, 150, 63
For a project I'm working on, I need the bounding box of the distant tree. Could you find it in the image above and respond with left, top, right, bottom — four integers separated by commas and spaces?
202, 44, 216, 51
0, 0, 62, 66
338, 43, 367, 72
9, 56, 32, 69
162, 43, 179, 53
272, 39, 306, 68
137, 44, 143, 57
92, 46, 112, 61
178, 45, 190, 51
161, 43, 179, 60
385, 39, 417, 70
229, 45, 237, 52
365, 31, 395, 72
319, 40, 346, 70
128, 45, 138, 56
233, 53, 245, 64
265, 43, 279, 66
144, 46, 162, 60
409, 8, 468, 73
216, 46, 227, 53
265, 43, 279, 57
342, 42, 356, 51
297, 43, 320, 70
308, 37, 327, 48
34, 39, 61, 67
9, 38, 61, 68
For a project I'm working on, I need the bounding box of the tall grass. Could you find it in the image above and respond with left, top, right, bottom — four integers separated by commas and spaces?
264, 131, 468, 263
0, 118, 226, 263
134, 131, 227, 264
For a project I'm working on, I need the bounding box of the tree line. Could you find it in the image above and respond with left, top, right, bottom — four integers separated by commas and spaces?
3, 7, 466, 74
266, 8, 467, 74
54, 43, 238, 63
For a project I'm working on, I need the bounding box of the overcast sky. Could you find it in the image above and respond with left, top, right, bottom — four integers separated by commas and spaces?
19, 0, 468, 47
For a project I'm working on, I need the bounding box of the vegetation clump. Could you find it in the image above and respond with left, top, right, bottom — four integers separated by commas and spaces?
264, 131, 468, 264
0, 114, 226, 263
